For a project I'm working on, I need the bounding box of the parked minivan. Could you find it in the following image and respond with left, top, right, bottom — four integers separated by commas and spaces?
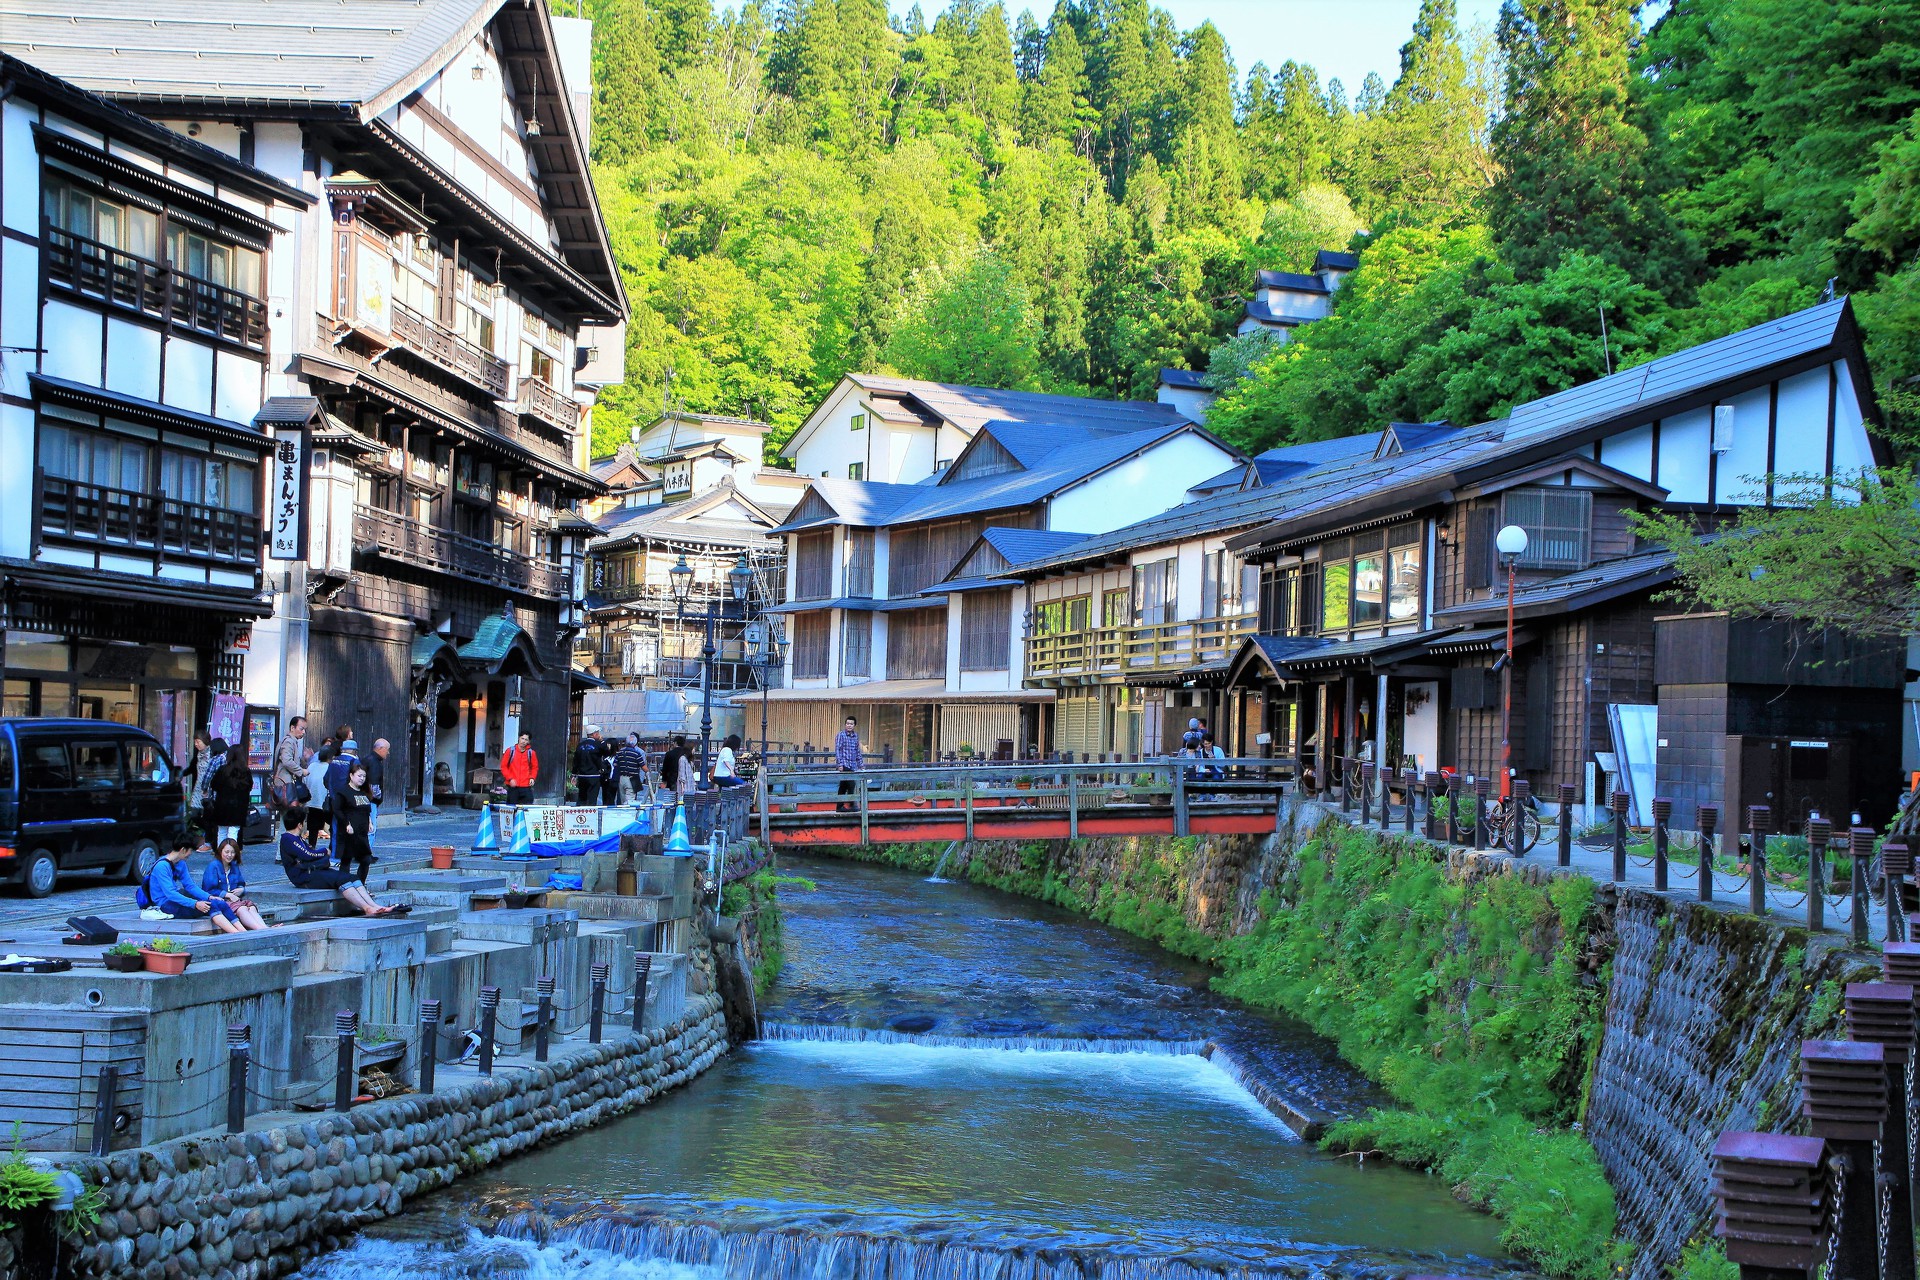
0, 719, 186, 898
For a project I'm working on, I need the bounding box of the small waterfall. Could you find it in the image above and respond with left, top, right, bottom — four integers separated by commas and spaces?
926, 839, 967, 883
483, 1208, 1505, 1280
761, 1020, 1211, 1056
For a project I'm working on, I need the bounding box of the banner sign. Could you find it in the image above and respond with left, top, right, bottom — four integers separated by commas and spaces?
269, 426, 308, 560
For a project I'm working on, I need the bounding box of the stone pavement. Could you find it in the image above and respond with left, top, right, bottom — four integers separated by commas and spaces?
0, 809, 487, 936
1330, 800, 1893, 943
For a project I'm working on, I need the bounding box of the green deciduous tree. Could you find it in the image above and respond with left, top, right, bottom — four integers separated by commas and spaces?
885, 247, 1042, 388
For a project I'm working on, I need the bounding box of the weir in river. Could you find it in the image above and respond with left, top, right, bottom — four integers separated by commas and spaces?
295, 854, 1521, 1280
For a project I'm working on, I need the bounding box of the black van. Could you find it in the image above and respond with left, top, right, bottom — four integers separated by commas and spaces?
0, 719, 186, 898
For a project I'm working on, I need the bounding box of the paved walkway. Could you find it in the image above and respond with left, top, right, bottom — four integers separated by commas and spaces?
0, 809, 487, 936
1329, 800, 1894, 943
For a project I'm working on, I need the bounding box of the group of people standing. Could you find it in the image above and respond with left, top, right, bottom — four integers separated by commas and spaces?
560, 727, 747, 806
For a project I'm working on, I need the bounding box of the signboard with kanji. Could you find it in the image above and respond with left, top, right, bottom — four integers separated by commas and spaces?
269, 426, 308, 560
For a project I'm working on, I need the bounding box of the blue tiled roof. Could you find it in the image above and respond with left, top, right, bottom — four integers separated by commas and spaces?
1313, 250, 1360, 273
1158, 368, 1209, 389
981, 527, 1087, 564
1255, 269, 1331, 294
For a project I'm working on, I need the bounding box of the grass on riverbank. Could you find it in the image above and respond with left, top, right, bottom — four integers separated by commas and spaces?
722, 869, 813, 996
845, 829, 1622, 1280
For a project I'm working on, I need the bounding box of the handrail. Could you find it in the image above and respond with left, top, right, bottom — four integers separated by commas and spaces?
515, 375, 581, 432
37, 472, 262, 572
45, 227, 268, 351
1025, 613, 1259, 676
353, 504, 568, 597
391, 302, 510, 398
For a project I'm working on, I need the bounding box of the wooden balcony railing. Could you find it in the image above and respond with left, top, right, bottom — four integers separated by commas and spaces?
391, 303, 510, 399
353, 504, 568, 598
516, 376, 581, 433
1024, 613, 1259, 678
45, 228, 268, 351
36, 473, 262, 574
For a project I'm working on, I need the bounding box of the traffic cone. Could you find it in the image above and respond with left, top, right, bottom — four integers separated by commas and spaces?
665, 802, 693, 854
471, 803, 499, 853
508, 807, 533, 858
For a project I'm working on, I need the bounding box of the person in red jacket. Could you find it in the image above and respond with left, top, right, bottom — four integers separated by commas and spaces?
500, 731, 538, 805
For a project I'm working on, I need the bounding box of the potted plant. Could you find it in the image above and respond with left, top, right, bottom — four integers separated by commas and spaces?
503, 880, 529, 910
138, 937, 190, 976
356, 1026, 406, 1069
1014, 775, 1034, 791
957, 743, 975, 761
429, 845, 456, 870
102, 941, 145, 973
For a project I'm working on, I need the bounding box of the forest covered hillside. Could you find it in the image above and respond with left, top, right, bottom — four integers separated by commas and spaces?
574, 0, 1920, 461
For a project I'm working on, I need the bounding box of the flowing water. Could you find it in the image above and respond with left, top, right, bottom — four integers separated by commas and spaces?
300, 854, 1521, 1280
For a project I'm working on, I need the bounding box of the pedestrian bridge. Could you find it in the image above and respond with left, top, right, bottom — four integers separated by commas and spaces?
754, 759, 1293, 847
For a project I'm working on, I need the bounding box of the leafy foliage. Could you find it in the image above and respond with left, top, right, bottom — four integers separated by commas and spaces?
1631, 468, 1920, 636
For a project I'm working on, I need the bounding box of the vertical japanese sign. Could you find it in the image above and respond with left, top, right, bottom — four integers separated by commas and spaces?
269, 426, 308, 560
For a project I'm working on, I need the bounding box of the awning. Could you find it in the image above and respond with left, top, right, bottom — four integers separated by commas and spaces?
31, 373, 274, 452
571, 669, 609, 691
763, 597, 941, 614
2, 562, 272, 617
411, 634, 462, 674
727, 680, 1054, 705
458, 613, 546, 675
919, 576, 1020, 596
1278, 629, 1460, 675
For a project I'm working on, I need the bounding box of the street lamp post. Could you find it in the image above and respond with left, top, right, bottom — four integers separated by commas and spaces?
670, 550, 754, 791
1495, 524, 1530, 803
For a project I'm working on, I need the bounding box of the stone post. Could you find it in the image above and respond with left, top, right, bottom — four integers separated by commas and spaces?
477, 986, 500, 1076
590, 963, 609, 1045
1845, 982, 1917, 1280
226, 1023, 250, 1136
1698, 804, 1719, 903
1748, 805, 1771, 918
333, 1011, 357, 1113
417, 999, 440, 1095
535, 976, 555, 1063
633, 953, 653, 1034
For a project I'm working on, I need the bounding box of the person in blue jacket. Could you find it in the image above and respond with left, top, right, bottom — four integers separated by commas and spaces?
276, 807, 403, 917
144, 837, 244, 933
201, 837, 269, 931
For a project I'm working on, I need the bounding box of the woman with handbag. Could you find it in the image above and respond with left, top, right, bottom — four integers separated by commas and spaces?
270, 716, 309, 811
208, 751, 255, 847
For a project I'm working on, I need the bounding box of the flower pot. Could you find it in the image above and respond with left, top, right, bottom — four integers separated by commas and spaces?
102, 952, 145, 973
139, 948, 190, 976
504, 891, 529, 910
429, 846, 456, 870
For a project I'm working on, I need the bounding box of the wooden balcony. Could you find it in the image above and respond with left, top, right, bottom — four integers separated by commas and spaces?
516, 376, 581, 433
391, 303, 510, 399
36, 473, 261, 576
353, 504, 568, 598
45, 228, 268, 351
1024, 614, 1258, 680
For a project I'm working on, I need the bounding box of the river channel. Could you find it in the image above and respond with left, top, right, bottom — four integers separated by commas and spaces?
298, 854, 1519, 1280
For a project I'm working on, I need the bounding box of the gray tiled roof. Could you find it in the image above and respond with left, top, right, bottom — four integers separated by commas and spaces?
981, 527, 1086, 564
1314, 250, 1360, 273
0, 0, 494, 112
845, 374, 1187, 437
1255, 270, 1331, 294
1158, 368, 1208, 389
1243, 300, 1306, 326
1257, 434, 1382, 465
772, 478, 925, 532
1504, 300, 1849, 445
1432, 547, 1677, 623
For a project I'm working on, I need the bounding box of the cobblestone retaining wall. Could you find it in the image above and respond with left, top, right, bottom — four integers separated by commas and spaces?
1587, 888, 1874, 1280
48, 994, 728, 1280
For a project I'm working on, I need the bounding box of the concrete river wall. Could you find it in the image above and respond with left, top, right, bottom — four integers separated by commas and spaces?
850, 800, 1875, 1279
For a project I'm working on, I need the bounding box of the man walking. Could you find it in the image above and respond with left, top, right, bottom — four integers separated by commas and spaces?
270, 716, 307, 812
500, 732, 538, 805
834, 716, 862, 812
612, 733, 648, 805
572, 726, 606, 806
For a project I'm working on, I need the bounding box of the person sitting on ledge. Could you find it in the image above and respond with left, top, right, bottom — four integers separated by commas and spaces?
276, 806, 405, 917
144, 836, 245, 934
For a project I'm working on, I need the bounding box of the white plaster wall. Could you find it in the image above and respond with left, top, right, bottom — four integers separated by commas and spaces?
1156, 384, 1215, 423
214, 348, 264, 423
2, 100, 39, 235
1659, 407, 1712, 504
163, 339, 214, 415
0, 239, 38, 399
105, 319, 162, 401
41, 300, 102, 385
1831, 360, 1874, 475
1047, 434, 1237, 535
1598, 422, 1653, 481
1713, 383, 1774, 505
1774, 366, 1830, 478
0, 403, 33, 559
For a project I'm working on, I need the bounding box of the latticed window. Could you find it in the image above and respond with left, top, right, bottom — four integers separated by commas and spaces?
842, 612, 871, 677
791, 612, 830, 679
960, 590, 1011, 671
1503, 488, 1592, 570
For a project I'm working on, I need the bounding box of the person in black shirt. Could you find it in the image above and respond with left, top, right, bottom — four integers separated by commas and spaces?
573, 727, 606, 806
335, 762, 379, 883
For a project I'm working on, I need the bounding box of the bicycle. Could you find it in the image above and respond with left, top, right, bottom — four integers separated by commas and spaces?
1486, 792, 1542, 854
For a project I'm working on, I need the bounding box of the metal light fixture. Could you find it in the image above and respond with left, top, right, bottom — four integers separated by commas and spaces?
1495, 524, 1529, 805
669, 552, 694, 606
1495, 524, 1529, 565
729, 552, 752, 602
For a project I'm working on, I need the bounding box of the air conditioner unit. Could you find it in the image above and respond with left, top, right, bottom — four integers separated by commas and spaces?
1712, 404, 1735, 454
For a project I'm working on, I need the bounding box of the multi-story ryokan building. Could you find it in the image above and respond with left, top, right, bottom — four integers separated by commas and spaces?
4, 0, 629, 807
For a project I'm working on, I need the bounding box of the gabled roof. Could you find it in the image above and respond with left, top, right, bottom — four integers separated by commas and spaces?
981, 527, 1086, 565
1255, 270, 1332, 294
1375, 421, 1460, 458
593, 482, 786, 549
458, 612, 543, 673
1158, 368, 1209, 390
844, 374, 1190, 437
1503, 299, 1859, 448
772, 478, 925, 533
1259, 434, 1383, 466
1314, 250, 1360, 273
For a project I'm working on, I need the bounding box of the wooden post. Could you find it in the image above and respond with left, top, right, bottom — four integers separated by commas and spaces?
418, 999, 441, 1094
1651, 797, 1671, 891
1698, 804, 1719, 903
1171, 759, 1189, 837
1557, 782, 1574, 867
859, 777, 869, 846
1799, 1040, 1884, 1280
1611, 790, 1631, 883
1806, 817, 1830, 934
1850, 828, 1873, 948
1068, 769, 1079, 840
333, 1011, 357, 1112
757, 770, 770, 846
226, 1024, 249, 1136
964, 776, 975, 843
1403, 768, 1416, 834
1748, 805, 1770, 918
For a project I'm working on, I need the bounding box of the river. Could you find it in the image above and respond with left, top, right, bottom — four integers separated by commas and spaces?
297, 853, 1519, 1280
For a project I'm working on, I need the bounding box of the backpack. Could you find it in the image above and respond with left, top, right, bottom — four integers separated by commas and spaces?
134, 883, 152, 910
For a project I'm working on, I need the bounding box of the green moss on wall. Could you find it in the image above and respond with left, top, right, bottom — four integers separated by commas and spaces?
723, 869, 813, 996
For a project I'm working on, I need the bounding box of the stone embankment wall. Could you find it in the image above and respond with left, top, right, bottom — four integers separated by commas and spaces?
48, 996, 727, 1280
856, 801, 1874, 1279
